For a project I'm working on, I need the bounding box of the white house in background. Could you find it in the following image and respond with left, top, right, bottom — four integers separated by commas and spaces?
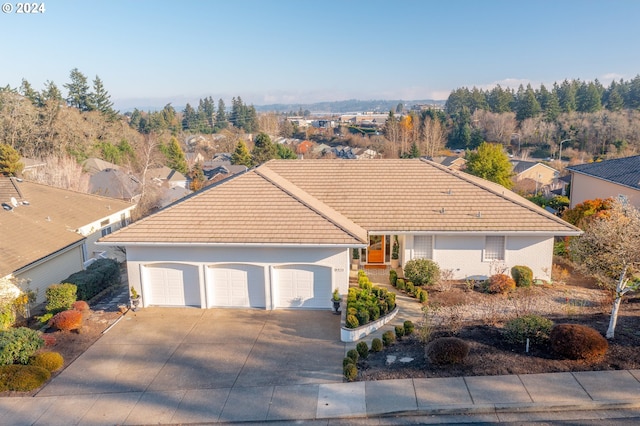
146, 166, 188, 189
566, 155, 640, 209
100, 159, 580, 311
0, 178, 135, 303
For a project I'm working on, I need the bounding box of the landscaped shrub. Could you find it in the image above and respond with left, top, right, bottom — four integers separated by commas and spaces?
511, 266, 533, 288
404, 320, 415, 336
29, 351, 64, 372
504, 315, 554, 345
346, 314, 359, 328
62, 258, 120, 301
426, 337, 470, 365
72, 300, 90, 312
389, 269, 398, 286
48, 310, 83, 331
371, 338, 383, 352
416, 288, 428, 303
550, 324, 609, 362
0, 304, 16, 332
396, 279, 406, 291
45, 283, 77, 314
346, 349, 359, 364
405, 281, 415, 295
345, 272, 396, 328
403, 259, 441, 286
486, 274, 516, 294
382, 330, 395, 347
394, 325, 405, 339
343, 363, 357, 382
356, 341, 369, 359
342, 357, 354, 367
0, 327, 44, 365
0, 364, 50, 391
41, 334, 56, 347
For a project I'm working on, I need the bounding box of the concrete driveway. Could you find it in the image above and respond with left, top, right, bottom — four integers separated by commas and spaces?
37, 308, 344, 397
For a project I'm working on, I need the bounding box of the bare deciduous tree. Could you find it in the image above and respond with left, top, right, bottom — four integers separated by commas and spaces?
570, 199, 640, 339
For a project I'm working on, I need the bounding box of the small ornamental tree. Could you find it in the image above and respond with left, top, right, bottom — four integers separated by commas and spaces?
0, 143, 24, 176
562, 198, 613, 229
465, 142, 514, 189
570, 199, 640, 339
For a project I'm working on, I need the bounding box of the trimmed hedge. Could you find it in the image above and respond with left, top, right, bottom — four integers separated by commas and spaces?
29, 351, 64, 372
371, 338, 383, 352
550, 324, 608, 362
49, 310, 83, 331
62, 258, 120, 301
511, 265, 533, 288
504, 315, 554, 345
345, 272, 396, 329
426, 337, 470, 365
45, 283, 77, 314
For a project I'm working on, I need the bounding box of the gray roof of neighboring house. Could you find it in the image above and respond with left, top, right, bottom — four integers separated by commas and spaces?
566, 155, 640, 189
89, 169, 141, 201
147, 166, 187, 183
82, 158, 120, 175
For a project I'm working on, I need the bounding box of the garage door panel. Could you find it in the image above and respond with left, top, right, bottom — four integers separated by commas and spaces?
276, 266, 330, 309
145, 264, 200, 307
209, 265, 265, 308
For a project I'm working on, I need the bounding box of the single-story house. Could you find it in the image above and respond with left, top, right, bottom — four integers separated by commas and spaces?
511, 160, 559, 186
100, 159, 581, 311
89, 168, 142, 202
0, 177, 135, 303
566, 155, 640, 209
81, 158, 120, 175
430, 155, 467, 171
147, 166, 188, 189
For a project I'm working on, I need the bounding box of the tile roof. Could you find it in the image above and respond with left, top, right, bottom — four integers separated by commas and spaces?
0, 179, 134, 277
566, 155, 640, 190
102, 159, 580, 247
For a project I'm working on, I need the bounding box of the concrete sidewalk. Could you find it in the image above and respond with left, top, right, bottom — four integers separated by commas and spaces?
1, 370, 640, 424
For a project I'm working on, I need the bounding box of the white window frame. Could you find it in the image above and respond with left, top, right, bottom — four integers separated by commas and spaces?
483, 236, 505, 262
101, 226, 113, 237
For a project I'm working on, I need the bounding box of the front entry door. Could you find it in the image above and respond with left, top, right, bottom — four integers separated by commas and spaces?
368, 235, 384, 263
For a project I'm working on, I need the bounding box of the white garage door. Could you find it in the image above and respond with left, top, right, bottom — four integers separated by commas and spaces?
208, 265, 265, 308
276, 265, 331, 309
145, 264, 200, 307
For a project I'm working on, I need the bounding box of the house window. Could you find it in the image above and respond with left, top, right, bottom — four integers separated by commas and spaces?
484, 236, 505, 262
120, 213, 127, 228
414, 235, 433, 259
100, 219, 110, 227
101, 226, 112, 237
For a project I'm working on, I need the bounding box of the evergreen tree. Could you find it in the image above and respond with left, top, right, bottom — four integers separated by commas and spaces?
487, 85, 514, 113
19, 79, 40, 106
408, 141, 421, 158
465, 142, 514, 189
515, 84, 541, 121
276, 143, 297, 159
214, 98, 228, 132
543, 90, 561, 122
41, 80, 62, 103
576, 81, 602, 112
251, 132, 277, 164
182, 103, 198, 131
231, 140, 253, 167
90, 76, 117, 119
64, 68, 91, 111
557, 80, 577, 113
161, 137, 188, 174
470, 87, 488, 112
605, 81, 624, 111
0, 143, 24, 176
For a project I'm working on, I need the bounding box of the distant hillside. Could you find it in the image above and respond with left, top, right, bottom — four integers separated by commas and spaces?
253, 99, 445, 114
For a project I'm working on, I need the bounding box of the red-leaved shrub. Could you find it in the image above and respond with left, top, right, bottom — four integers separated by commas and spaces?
550, 324, 608, 362
48, 310, 83, 331
41, 334, 56, 347
72, 300, 90, 312
487, 274, 516, 294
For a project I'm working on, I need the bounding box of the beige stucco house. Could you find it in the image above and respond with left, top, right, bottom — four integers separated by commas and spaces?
0, 178, 135, 303
566, 155, 640, 208
100, 159, 580, 311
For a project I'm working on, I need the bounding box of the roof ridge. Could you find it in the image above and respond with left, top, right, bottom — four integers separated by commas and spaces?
256, 164, 368, 244
420, 158, 581, 233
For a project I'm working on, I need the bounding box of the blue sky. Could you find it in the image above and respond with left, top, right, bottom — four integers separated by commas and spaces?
1, 0, 639, 110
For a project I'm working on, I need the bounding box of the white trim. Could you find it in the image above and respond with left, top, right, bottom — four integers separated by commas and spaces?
97, 241, 368, 248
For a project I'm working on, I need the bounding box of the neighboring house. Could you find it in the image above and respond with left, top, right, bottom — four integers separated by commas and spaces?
81, 158, 120, 175
100, 159, 580, 311
0, 177, 135, 303
430, 156, 467, 171
566, 155, 640, 209
146, 166, 188, 189
203, 160, 248, 184
184, 152, 205, 169
511, 160, 559, 186
89, 168, 142, 202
